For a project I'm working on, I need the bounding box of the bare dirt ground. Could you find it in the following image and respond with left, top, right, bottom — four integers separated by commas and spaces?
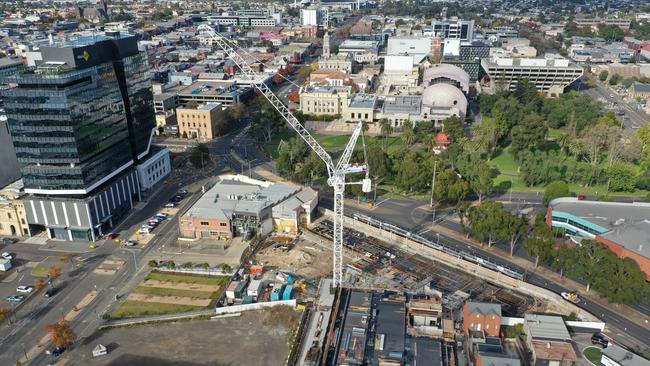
142, 279, 220, 292
69, 308, 299, 366
255, 238, 333, 279
126, 293, 212, 307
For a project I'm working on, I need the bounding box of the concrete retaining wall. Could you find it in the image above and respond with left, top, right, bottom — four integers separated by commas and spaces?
214, 299, 297, 315
319, 208, 598, 321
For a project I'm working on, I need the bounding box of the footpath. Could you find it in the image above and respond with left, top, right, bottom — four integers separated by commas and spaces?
431, 223, 650, 328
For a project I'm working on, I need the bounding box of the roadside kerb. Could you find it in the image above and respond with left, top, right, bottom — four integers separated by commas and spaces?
100, 308, 216, 329
319, 208, 597, 321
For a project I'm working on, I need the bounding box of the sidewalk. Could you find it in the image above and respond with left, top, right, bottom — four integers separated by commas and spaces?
431, 223, 650, 330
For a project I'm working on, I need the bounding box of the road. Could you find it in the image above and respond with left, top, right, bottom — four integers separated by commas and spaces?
0, 146, 218, 365
316, 195, 650, 349
577, 79, 649, 129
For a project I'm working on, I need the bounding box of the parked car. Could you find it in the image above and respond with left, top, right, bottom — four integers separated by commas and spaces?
164, 202, 177, 208
178, 189, 188, 195
591, 333, 609, 347
123, 240, 137, 247
6, 294, 25, 302
156, 212, 169, 218
16, 285, 34, 293
139, 227, 152, 234
2, 238, 16, 245
44, 288, 59, 298
47, 347, 65, 357
1, 252, 13, 260
106, 232, 118, 240
147, 220, 159, 226
578, 195, 587, 200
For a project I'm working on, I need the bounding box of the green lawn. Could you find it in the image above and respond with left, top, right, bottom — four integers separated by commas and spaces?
548, 128, 568, 139
111, 300, 205, 319
489, 150, 649, 199
31, 266, 50, 278
583, 347, 602, 365
489, 150, 519, 176
132, 286, 216, 300
145, 272, 229, 287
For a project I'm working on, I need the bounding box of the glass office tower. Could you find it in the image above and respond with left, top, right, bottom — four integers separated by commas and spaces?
0, 32, 157, 241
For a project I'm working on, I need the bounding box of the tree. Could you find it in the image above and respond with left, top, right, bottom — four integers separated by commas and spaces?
147, 260, 158, 268
471, 116, 502, 159
466, 200, 508, 247
433, 168, 469, 204
35, 279, 47, 290
0, 307, 11, 323
442, 115, 465, 141
45, 319, 75, 349
366, 145, 392, 180
599, 25, 625, 41
544, 181, 570, 204
504, 214, 527, 256
189, 143, 209, 168
59, 253, 73, 266
524, 226, 556, 267
47, 267, 61, 280
607, 128, 641, 166
401, 120, 416, 147
181, 262, 193, 268
606, 163, 637, 192
578, 123, 611, 166
167, 260, 176, 269
468, 161, 493, 202
609, 74, 623, 85
221, 263, 232, 273
249, 97, 286, 142
379, 118, 393, 148
510, 113, 547, 154
599, 70, 609, 81
513, 78, 541, 110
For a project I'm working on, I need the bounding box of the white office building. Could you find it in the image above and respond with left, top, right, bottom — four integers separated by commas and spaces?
136, 148, 172, 192
387, 36, 432, 64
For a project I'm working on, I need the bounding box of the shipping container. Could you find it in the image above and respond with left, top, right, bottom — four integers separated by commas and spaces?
271, 285, 284, 301
225, 281, 240, 300
282, 285, 293, 301
234, 280, 247, 299
243, 295, 254, 304
247, 279, 264, 298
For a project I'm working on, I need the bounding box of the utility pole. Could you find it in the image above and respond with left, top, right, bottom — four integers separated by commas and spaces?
430, 161, 438, 225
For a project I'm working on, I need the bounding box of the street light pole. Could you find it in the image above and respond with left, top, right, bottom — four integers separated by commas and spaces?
430, 161, 438, 225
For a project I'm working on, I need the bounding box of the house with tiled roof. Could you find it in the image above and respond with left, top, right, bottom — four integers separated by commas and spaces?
463, 302, 502, 337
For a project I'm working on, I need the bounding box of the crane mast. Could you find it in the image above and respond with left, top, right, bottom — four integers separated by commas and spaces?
198, 25, 371, 288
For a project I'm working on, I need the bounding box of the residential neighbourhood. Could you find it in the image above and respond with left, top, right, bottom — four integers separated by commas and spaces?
0, 0, 649, 366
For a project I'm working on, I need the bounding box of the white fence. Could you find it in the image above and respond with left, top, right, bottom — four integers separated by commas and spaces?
566, 321, 606, 332
155, 267, 235, 276
214, 300, 297, 315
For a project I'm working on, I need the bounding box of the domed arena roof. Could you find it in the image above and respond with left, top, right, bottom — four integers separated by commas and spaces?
422, 64, 470, 93
421, 83, 468, 112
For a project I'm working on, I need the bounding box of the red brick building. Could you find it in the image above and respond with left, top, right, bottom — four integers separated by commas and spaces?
463, 302, 502, 337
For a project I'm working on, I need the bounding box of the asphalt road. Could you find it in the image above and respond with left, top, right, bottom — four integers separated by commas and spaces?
316, 195, 650, 349
0, 154, 214, 365
577, 79, 649, 129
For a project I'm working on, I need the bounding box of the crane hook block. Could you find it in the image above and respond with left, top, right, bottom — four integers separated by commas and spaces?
362, 178, 372, 193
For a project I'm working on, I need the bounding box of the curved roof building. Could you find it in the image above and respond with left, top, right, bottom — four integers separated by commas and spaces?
422, 63, 470, 94
420, 83, 468, 122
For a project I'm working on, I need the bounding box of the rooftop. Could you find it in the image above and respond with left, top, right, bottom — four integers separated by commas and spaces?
524, 314, 571, 341
531, 340, 578, 362
466, 302, 502, 317
182, 175, 300, 221
168, 81, 251, 98
632, 83, 650, 93
549, 198, 650, 259
349, 93, 377, 109
602, 344, 650, 366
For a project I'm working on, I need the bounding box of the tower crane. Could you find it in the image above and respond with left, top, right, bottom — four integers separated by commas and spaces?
198, 25, 372, 288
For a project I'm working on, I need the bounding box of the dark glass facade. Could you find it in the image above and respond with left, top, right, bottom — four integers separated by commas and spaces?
0, 33, 155, 195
